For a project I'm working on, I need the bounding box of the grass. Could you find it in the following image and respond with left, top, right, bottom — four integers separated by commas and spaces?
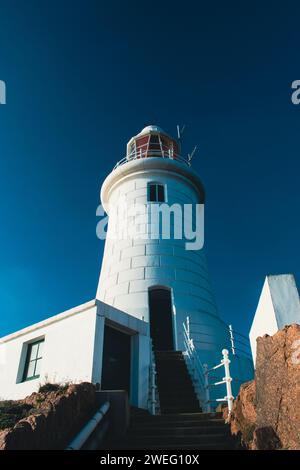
38, 382, 69, 394
38, 383, 61, 394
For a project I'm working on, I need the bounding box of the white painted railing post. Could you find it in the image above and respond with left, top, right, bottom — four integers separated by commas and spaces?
186, 316, 190, 339
190, 338, 197, 382
150, 361, 157, 415
228, 324, 236, 355
203, 364, 211, 413
183, 317, 236, 414
222, 349, 234, 414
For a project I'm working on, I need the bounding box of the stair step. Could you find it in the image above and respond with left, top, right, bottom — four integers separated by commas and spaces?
162, 408, 201, 414
130, 419, 225, 428
108, 407, 234, 449
155, 350, 183, 355
158, 390, 198, 396
131, 412, 222, 421
108, 347, 234, 450
122, 434, 237, 447
159, 402, 200, 409
126, 433, 232, 442
159, 394, 197, 400
130, 414, 223, 422
157, 378, 193, 383
156, 362, 187, 365
159, 401, 200, 407
128, 426, 230, 436
118, 441, 237, 450
158, 378, 195, 385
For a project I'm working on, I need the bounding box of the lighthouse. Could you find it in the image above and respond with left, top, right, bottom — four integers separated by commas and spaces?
97, 125, 233, 368
0, 124, 253, 412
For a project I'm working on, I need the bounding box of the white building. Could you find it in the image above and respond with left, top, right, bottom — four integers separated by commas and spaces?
249, 274, 300, 365
0, 125, 253, 407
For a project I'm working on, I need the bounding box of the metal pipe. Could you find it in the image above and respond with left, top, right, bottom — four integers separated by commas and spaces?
66, 401, 110, 450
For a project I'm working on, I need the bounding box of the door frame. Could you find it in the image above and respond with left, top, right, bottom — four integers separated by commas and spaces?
148, 285, 177, 351
101, 320, 134, 401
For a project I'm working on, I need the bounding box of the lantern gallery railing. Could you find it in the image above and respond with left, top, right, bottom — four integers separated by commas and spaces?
114, 149, 191, 170
183, 317, 234, 416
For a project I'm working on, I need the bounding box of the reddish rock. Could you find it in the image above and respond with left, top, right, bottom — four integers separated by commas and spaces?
229, 324, 300, 450
0, 382, 97, 450
229, 380, 256, 447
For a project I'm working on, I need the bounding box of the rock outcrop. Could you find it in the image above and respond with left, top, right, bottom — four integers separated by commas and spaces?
0, 382, 97, 450
229, 324, 300, 450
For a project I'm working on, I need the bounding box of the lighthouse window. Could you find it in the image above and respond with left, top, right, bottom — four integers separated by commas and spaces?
22, 339, 44, 381
148, 183, 165, 203
150, 135, 160, 146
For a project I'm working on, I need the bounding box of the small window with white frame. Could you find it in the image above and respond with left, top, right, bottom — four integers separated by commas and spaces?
148, 183, 165, 203
22, 339, 44, 382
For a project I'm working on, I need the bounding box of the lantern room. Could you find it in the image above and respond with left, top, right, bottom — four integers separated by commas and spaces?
126, 125, 181, 162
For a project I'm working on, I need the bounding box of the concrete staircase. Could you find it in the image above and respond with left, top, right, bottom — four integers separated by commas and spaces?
120, 408, 238, 450
155, 350, 200, 414
113, 351, 239, 450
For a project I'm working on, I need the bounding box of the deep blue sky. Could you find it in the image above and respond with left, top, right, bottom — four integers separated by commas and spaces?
0, 0, 299, 337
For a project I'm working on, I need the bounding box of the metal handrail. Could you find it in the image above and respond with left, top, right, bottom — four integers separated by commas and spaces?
228, 323, 252, 358
66, 401, 110, 450
114, 150, 191, 170
188, 320, 252, 360
228, 325, 249, 339
148, 339, 160, 415
183, 316, 234, 416
182, 320, 206, 406
203, 349, 234, 415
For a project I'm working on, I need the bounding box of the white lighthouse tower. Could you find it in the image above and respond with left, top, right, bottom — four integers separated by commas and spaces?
96, 125, 232, 369
0, 124, 253, 410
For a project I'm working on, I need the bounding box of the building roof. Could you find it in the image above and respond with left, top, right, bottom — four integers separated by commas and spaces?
138, 125, 166, 135
0, 299, 96, 343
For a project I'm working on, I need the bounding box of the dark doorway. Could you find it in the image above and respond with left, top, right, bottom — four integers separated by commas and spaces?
101, 325, 131, 394
149, 288, 174, 351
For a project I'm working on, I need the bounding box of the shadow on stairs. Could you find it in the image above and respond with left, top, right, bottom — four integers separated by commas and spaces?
106, 351, 240, 450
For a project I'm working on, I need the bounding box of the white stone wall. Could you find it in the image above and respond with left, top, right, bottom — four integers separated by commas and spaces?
97, 160, 231, 367
249, 274, 300, 365
0, 299, 151, 408
0, 301, 97, 400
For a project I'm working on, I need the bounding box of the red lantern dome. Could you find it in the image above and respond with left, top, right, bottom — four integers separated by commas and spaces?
126, 125, 181, 161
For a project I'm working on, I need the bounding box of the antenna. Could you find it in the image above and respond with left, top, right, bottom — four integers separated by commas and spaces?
187, 145, 197, 162
176, 124, 186, 140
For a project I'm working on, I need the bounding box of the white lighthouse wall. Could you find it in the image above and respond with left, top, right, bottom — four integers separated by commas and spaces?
97, 168, 232, 371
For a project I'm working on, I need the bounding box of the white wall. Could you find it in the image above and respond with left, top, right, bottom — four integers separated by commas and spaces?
97, 158, 231, 369
0, 301, 97, 400
268, 274, 300, 329
249, 274, 300, 365
0, 299, 151, 409
95, 300, 150, 409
